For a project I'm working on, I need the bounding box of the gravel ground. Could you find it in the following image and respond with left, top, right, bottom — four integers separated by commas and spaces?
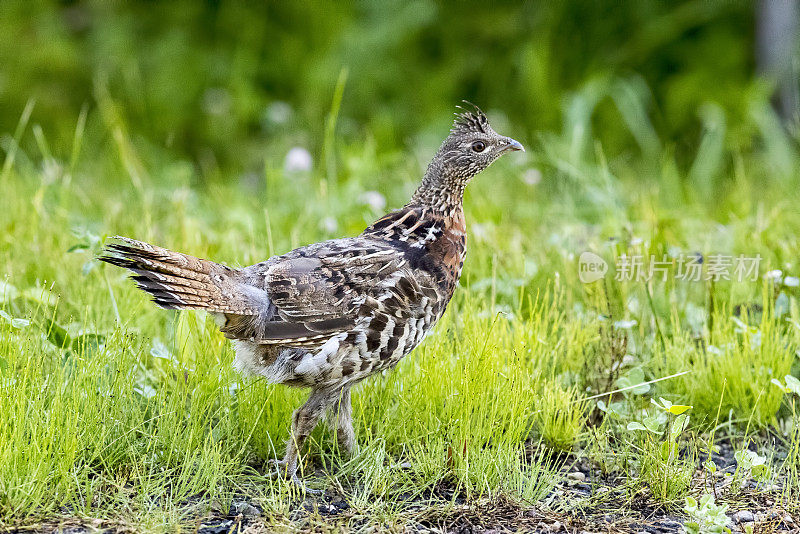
6, 439, 799, 533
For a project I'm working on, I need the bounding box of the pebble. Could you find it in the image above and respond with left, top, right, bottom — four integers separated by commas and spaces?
199, 520, 234, 534
656, 520, 684, 531
567, 471, 586, 481
231, 501, 260, 517
209, 500, 226, 514
733, 510, 755, 523
318, 503, 336, 514
331, 500, 349, 511
756, 510, 781, 522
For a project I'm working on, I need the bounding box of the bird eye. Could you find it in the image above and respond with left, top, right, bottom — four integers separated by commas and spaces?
471, 141, 486, 153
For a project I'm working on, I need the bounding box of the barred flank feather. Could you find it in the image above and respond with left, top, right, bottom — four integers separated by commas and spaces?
98, 236, 258, 314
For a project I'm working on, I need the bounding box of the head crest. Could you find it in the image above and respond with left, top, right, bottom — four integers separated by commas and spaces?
451, 101, 489, 134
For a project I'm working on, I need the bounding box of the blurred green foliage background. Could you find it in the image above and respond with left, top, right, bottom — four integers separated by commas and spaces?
0, 0, 775, 179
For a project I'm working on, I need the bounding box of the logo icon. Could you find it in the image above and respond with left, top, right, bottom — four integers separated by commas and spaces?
579, 251, 608, 283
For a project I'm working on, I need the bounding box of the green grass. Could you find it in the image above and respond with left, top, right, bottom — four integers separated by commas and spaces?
2, 77, 800, 531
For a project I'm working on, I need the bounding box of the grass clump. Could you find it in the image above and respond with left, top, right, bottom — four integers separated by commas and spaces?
655, 298, 799, 429
532, 382, 589, 452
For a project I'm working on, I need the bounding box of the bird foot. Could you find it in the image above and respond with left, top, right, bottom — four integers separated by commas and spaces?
290, 470, 324, 495
266, 458, 288, 478
267, 458, 324, 495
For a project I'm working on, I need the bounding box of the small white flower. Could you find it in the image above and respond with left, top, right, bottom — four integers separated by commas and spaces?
41, 158, 63, 185
284, 147, 313, 173
630, 237, 643, 246
613, 319, 638, 330
765, 269, 783, 281
320, 216, 338, 233
471, 222, 489, 241
359, 191, 386, 212
784, 276, 799, 287
522, 168, 542, 186
134, 384, 158, 399
264, 101, 292, 125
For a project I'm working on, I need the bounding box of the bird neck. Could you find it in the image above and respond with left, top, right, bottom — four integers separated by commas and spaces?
409, 158, 466, 215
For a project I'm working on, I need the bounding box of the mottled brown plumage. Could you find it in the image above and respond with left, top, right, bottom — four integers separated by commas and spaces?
99, 104, 523, 493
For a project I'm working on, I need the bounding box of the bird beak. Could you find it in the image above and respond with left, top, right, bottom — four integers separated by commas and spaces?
501, 137, 525, 153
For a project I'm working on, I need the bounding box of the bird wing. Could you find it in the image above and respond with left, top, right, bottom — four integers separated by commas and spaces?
247, 239, 406, 346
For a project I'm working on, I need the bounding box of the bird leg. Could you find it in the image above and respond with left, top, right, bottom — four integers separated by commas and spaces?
327, 385, 357, 457
268, 388, 335, 494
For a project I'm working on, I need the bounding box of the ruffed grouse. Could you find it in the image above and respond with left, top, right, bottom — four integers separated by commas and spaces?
99, 105, 523, 493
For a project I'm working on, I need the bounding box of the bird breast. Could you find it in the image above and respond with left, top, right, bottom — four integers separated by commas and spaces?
422, 209, 467, 298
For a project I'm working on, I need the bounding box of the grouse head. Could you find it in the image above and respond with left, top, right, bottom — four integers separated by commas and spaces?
413, 103, 524, 210
439, 103, 524, 179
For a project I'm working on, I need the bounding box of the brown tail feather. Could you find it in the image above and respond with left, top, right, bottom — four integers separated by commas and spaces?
98, 236, 260, 314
